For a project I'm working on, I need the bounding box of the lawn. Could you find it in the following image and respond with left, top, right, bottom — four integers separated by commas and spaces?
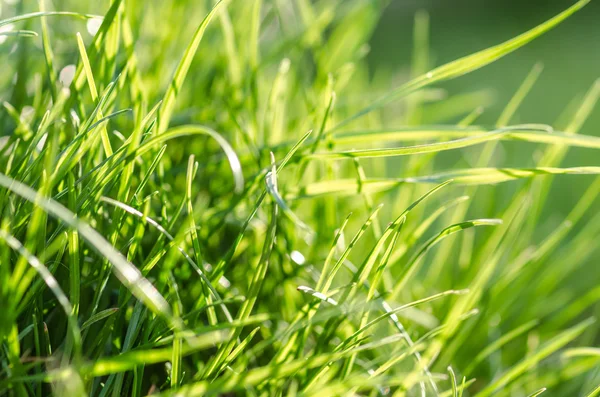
1, 0, 599, 395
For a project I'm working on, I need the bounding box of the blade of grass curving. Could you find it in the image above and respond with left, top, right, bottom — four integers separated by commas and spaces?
99, 196, 233, 322
448, 366, 458, 397
312, 125, 552, 159
81, 308, 119, 331
0, 173, 181, 331
405, 166, 600, 185
391, 219, 502, 301
0, 11, 100, 28
297, 166, 600, 198
68, 0, 123, 96
297, 286, 339, 306
331, 125, 600, 148
439, 378, 474, 397
139, 125, 243, 193
0, 229, 81, 364
389, 195, 470, 265
341, 290, 469, 352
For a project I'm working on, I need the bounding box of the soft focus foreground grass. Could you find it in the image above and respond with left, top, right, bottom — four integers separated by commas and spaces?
0, 0, 599, 396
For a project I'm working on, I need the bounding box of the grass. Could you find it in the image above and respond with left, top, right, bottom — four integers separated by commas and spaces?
0, 0, 599, 395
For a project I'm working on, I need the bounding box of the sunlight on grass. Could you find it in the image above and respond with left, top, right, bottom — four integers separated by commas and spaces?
0, 0, 598, 395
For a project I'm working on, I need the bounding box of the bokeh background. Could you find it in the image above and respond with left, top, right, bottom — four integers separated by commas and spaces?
372, 0, 600, 127
369, 0, 600, 229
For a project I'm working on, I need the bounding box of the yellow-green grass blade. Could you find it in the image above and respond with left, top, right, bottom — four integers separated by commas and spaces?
75, 32, 113, 157
157, 0, 227, 134
296, 166, 600, 198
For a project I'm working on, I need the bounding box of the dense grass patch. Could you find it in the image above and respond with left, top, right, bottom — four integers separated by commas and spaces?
1, 0, 599, 395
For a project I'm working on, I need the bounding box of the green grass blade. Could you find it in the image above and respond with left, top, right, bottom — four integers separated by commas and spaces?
75, 32, 113, 157
81, 308, 119, 331
0, 173, 181, 331
0, 11, 100, 28
157, 0, 227, 134
313, 125, 551, 159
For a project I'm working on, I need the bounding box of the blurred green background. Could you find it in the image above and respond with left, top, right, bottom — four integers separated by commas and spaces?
371, 0, 600, 128
369, 0, 600, 233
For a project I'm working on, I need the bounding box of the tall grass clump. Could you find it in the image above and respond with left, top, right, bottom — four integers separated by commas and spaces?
1, 0, 599, 395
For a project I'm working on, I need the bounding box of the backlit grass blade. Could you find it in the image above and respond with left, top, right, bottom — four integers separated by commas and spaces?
69, 0, 123, 94
0, 30, 38, 38
312, 125, 551, 159
297, 286, 339, 306
157, 0, 227, 134
328, 125, 600, 148
526, 388, 547, 397
75, 32, 113, 157
297, 166, 600, 198
447, 366, 458, 397
585, 385, 600, 397
404, 166, 600, 185
137, 125, 243, 193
